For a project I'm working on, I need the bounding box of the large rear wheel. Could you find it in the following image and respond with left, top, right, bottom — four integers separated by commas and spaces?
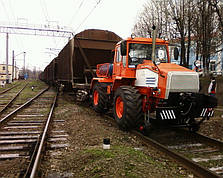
113, 86, 143, 131
92, 83, 108, 113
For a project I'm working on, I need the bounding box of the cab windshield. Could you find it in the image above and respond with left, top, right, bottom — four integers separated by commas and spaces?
128, 43, 168, 66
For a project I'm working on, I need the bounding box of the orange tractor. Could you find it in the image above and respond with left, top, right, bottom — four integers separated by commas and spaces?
91, 30, 217, 131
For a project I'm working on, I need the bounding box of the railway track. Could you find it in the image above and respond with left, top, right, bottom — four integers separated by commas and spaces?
99, 108, 223, 177
0, 83, 28, 116
132, 128, 223, 178
0, 88, 68, 177
0, 83, 20, 95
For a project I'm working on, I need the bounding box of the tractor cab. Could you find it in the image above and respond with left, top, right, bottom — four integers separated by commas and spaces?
112, 37, 170, 79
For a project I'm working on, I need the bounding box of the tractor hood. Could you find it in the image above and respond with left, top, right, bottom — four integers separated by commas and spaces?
137, 62, 193, 73
135, 63, 200, 99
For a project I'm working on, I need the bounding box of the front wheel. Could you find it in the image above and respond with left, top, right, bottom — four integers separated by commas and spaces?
92, 83, 108, 113
113, 86, 143, 131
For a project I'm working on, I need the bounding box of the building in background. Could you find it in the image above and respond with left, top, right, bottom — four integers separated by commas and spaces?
169, 41, 223, 75
0, 64, 19, 85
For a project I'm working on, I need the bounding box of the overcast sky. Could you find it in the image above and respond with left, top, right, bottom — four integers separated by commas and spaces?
0, 0, 147, 70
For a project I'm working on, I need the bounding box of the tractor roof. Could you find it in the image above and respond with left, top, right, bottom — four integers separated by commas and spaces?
117, 37, 169, 45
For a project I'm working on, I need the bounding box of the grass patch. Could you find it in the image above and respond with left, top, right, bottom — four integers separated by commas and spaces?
13, 80, 48, 104
82, 145, 161, 167
83, 148, 115, 160
73, 145, 171, 177
0, 80, 20, 92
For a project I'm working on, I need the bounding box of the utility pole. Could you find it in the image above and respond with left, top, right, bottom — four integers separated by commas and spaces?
23, 52, 26, 76
15, 61, 17, 80
1, 22, 72, 79
6, 33, 9, 84
12, 50, 14, 82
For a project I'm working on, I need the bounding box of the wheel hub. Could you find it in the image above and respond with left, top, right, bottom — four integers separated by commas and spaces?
116, 96, 123, 118
93, 90, 99, 105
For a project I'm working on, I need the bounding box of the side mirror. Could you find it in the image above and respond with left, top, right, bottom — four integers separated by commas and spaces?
120, 41, 127, 56
174, 47, 179, 61
154, 59, 161, 66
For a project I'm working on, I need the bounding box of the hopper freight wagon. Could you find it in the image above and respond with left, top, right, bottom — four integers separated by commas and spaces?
55, 29, 122, 92
44, 58, 59, 86
43, 64, 51, 84
56, 29, 122, 89
40, 29, 122, 94
39, 72, 45, 81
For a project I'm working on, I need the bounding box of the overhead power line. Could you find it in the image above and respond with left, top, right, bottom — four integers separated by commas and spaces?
74, 0, 103, 33
0, 22, 73, 38
68, 0, 86, 27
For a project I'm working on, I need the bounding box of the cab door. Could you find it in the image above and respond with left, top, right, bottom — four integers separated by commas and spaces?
113, 46, 122, 76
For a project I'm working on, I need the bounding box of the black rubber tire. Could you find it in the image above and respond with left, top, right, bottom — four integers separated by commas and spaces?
92, 83, 108, 113
113, 86, 143, 131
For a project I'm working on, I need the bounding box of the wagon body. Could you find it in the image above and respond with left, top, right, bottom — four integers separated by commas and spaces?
56, 29, 122, 89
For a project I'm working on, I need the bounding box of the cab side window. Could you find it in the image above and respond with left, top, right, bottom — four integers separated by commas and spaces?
116, 47, 121, 63
115, 46, 127, 67
122, 56, 126, 67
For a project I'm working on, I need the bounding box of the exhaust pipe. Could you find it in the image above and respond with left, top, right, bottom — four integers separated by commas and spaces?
151, 25, 157, 63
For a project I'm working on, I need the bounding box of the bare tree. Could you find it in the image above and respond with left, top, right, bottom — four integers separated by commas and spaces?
208, 0, 223, 30
208, 0, 223, 52
133, 0, 192, 67
133, 0, 222, 72
193, 0, 221, 74
185, 0, 196, 66
168, 0, 187, 66
133, 0, 174, 39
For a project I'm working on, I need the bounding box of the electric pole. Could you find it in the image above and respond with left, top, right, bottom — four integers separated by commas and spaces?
12, 50, 14, 82
6, 33, 9, 84
23, 52, 26, 76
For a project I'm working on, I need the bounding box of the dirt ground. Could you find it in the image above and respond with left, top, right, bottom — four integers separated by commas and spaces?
41, 94, 199, 178
198, 107, 223, 142
1, 82, 222, 177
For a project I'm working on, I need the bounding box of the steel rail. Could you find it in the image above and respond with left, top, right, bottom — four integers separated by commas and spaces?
0, 84, 20, 95
176, 129, 223, 150
23, 135, 41, 177
29, 93, 58, 178
0, 87, 49, 124
131, 130, 221, 178
0, 83, 28, 114
195, 133, 223, 150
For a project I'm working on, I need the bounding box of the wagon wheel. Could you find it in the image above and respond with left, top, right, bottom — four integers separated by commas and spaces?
92, 83, 108, 113
113, 86, 143, 131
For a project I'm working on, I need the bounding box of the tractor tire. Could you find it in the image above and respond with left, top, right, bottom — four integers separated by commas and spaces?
92, 83, 108, 113
113, 86, 143, 131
